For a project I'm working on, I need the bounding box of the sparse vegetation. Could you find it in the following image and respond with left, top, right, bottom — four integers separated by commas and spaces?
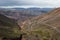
0, 14, 21, 40
21, 8, 60, 40
0, 8, 60, 40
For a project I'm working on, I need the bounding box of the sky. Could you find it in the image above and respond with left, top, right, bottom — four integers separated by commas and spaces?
0, 0, 60, 8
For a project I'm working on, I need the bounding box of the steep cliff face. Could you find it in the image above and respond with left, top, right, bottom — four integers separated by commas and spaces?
21, 8, 60, 40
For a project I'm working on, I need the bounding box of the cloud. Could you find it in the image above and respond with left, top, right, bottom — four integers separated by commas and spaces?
0, 6, 41, 8
0, 0, 60, 8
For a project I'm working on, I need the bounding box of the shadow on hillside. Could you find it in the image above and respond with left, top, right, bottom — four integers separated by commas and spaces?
2, 34, 23, 40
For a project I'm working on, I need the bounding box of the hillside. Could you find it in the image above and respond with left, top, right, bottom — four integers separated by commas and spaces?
21, 8, 60, 40
0, 10, 36, 21
0, 14, 21, 39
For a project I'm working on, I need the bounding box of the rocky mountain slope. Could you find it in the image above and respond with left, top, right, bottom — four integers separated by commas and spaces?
0, 10, 35, 20
21, 8, 60, 40
0, 8, 53, 21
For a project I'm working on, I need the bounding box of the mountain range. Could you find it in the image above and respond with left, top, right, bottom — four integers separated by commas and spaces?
0, 7, 59, 40
0, 8, 53, 21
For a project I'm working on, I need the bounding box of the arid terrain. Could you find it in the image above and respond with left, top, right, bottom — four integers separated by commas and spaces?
20, 8, 60, 40
1, 8, 60, 40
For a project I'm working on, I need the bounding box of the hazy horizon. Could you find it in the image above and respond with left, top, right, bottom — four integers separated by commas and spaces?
0, 6, 56, 8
